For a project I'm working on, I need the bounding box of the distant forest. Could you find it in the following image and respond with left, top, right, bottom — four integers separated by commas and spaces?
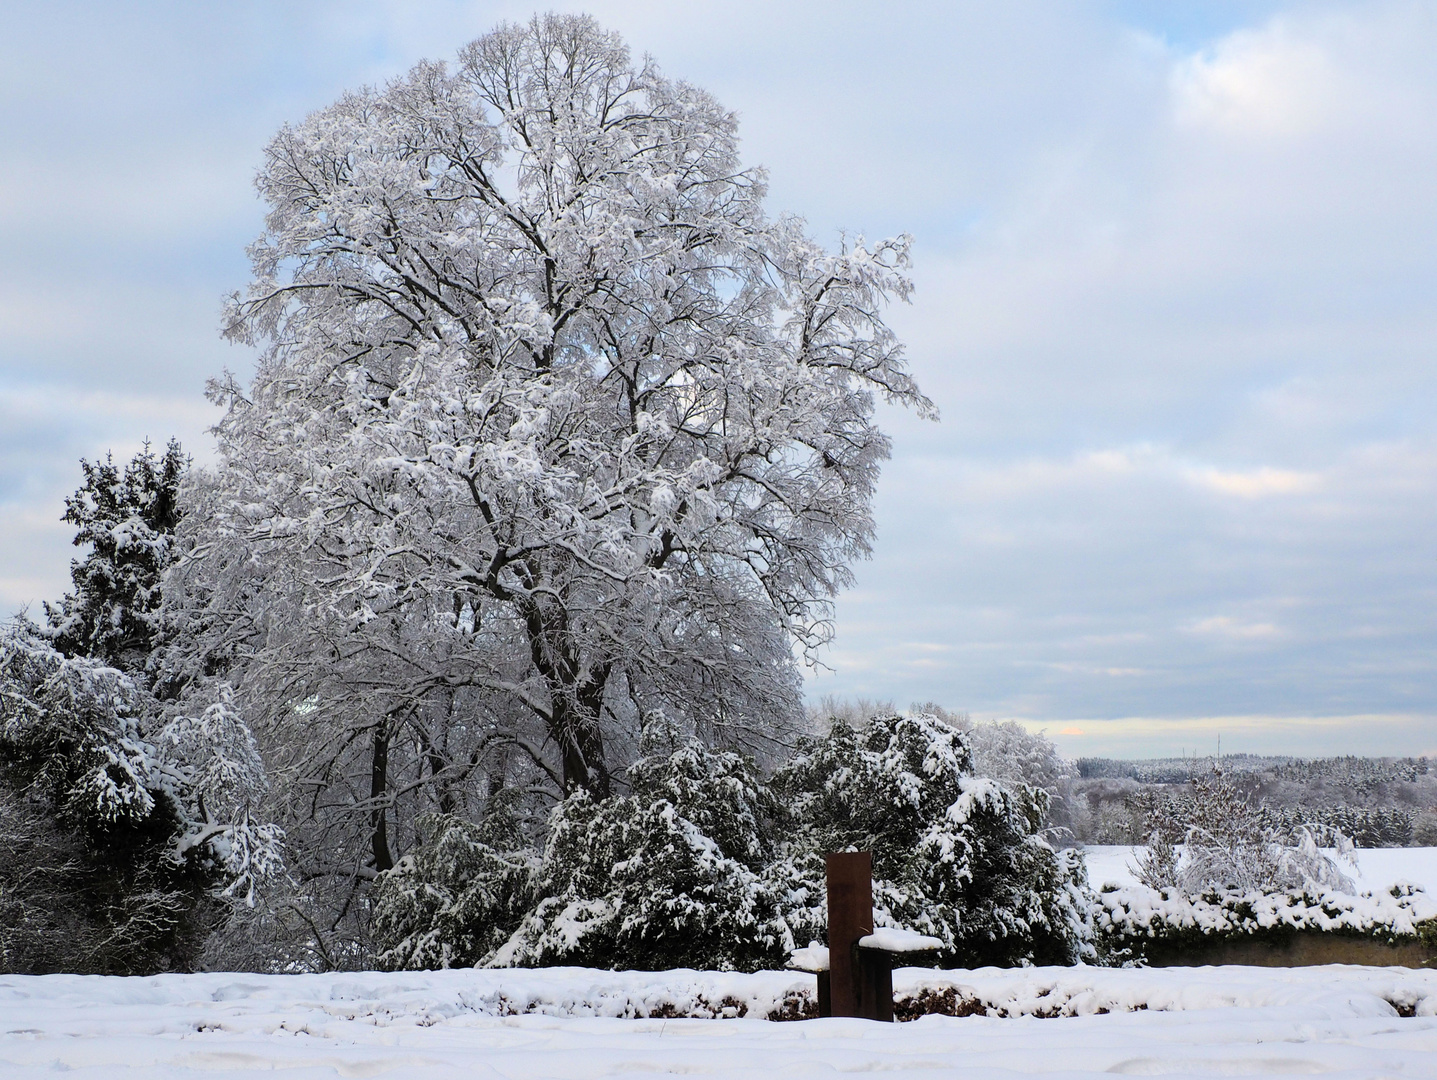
1065, 755, 1436, 848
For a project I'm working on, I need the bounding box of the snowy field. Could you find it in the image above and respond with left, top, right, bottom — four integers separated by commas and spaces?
1084, 846, 1437, 892
6, 965, 1437, 1079
7, 849, 1437, 1078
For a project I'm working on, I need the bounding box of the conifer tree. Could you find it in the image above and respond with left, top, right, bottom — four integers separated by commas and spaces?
45, 439, 186, 673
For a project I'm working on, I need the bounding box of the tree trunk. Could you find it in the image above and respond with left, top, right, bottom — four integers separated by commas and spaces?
520, 593, 612, 798
369, 725, 393, 872
553, 694, 611, 799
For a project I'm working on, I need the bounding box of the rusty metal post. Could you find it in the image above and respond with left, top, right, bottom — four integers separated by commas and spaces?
825, 851, 872, 1018
855, 946, 894, 1022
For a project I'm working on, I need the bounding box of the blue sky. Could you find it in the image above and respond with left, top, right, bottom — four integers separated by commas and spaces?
4, 1, 1435, 758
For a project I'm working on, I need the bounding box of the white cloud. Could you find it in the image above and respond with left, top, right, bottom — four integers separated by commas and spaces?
1189, 616, 1282, 640
1172, 23, 1342, 136
1186, 466, 1321, 498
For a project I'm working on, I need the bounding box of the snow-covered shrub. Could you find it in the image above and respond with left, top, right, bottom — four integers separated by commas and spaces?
376, 723, 789, 972
771, 714, 1095, 967
373, 798, 538, 971
0, 622, 281, 972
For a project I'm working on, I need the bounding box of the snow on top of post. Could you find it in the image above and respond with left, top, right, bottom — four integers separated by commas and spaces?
858, 927, 944, 953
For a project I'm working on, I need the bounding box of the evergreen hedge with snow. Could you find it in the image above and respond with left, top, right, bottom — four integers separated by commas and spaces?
1095, 880, 1437, 959
374, 713, 1095, 972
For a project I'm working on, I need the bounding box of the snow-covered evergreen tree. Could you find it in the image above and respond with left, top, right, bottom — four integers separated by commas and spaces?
376, 718, 789, 971
44, 440, 185, 673
0, 622, 281, 972
372, 794, 538, 971
771, 713, 1094, 967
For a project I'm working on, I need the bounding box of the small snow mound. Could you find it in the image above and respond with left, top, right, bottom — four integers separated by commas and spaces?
787, 943, 830, 971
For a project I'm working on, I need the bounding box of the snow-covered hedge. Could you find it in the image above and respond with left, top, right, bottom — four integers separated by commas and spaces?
1095, 880, 1437, 959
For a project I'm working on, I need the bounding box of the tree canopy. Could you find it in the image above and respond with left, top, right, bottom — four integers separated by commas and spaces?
163, 14, 932, 934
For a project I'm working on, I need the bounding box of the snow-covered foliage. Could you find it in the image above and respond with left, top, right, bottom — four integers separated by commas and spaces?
1070, 754, 1436, 848
1133, 765, 1356, 895
769, 713, 1093, 967
966, 720, 1076, 801
0, 622, 282, 971
1096, 879, 1437, 954
160, 683, 285, 905
375, 713, 1093, 972
964, 719, 1078, 835
44, 440, 185, 673
372, 804, 538, 971
377, 720, 789, 972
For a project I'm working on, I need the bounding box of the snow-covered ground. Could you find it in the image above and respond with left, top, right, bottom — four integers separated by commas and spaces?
5, 965, 1437, 1078
1083, 845, 1437, 892
7, 849, 1437, 1078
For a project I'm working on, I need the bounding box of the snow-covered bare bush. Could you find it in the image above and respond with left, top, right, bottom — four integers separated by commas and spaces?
770, 713, 1094, 967
0, 622, 281, 973
1134, 765, 1355, 895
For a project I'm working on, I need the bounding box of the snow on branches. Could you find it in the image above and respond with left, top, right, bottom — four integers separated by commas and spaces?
0, 622, 282, 905
198, 13, 933, 818
1133, 764, 1357, 896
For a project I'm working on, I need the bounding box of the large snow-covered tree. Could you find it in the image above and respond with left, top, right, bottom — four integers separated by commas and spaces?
177, 9, 930, 903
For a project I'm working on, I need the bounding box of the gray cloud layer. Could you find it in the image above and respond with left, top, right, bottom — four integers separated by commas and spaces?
3, 1, 1433, 756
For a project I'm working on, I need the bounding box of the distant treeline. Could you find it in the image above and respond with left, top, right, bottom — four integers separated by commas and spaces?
1067, 755, 1437, 847
1076, 755, 1431, 786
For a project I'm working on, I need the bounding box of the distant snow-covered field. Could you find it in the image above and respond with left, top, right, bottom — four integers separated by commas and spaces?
5, 964, 1437, 1078
1083, 845, 1437, 892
